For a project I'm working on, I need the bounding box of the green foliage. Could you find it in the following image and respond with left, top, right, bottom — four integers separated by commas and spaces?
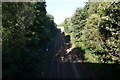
82, 14, 103, 51
63, 2, 120, 63
63, 17, 71, 34
2, 2, 57, 79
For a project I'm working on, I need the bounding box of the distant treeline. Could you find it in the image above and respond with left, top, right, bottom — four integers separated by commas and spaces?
63, 2, 120, 63
2, 2, 57, 79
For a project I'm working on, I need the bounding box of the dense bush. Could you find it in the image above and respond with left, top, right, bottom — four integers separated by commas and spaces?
2, 2, 57, 79
63, 2, 120, 63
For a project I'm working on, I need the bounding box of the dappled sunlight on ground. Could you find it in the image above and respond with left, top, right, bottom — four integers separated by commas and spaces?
45, 31, 120, 79
56, 40, 85, 63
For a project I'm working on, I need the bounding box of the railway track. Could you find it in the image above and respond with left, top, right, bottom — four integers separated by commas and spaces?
45, 31, 120, 79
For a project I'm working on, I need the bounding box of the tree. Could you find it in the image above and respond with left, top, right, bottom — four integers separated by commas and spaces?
2, 2, 57, 79
63, 1, 120, 63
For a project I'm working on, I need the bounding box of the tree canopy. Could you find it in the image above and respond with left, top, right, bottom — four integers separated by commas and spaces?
63, 2, 120, 63
2, 2, 57, 79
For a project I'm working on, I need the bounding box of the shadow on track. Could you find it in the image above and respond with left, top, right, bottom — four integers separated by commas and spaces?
45, 29, 120, 80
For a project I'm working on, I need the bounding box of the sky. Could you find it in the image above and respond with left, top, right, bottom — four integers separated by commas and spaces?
46, 0, 88, 24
